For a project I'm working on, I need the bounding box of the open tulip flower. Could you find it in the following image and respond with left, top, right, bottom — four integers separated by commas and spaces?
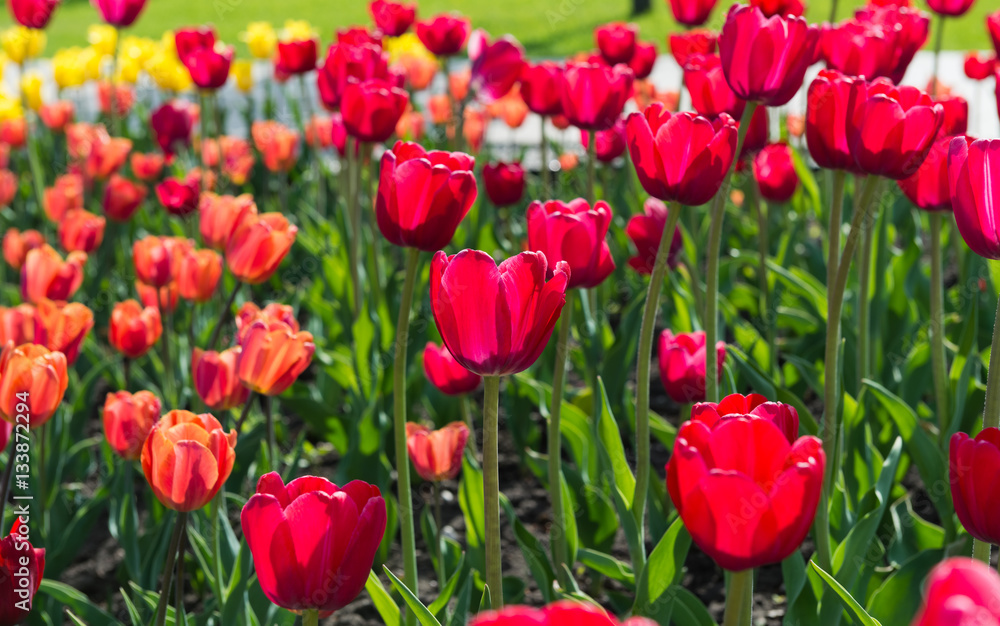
912, 558, 1000, 625
526, 199, 615, 289
103, 390, 161, 460
423, 342, 481, 396
406, 421, 469, 482
0, 342, 68, 427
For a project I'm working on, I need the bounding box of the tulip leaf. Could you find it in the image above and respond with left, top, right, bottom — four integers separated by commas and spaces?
428, 553, 466, 616
500, 494, 556, 602
458, 454, 486, 572
365, 570, 402, 626
577, 548, 635, 586
66, 612, 88, 626
447, 575, 473, 626
560, 471, 579, 568
809, 560, 883, 626
479, 584, 492, 612
594, 378, 634, 507
726, 344, 777, 398
39, 580, 122, 625
669, 585, 717, 626
633, 517, 691, 617
383, 565, 443, 626
118, 588, 144, 626
867, 549, 944, 624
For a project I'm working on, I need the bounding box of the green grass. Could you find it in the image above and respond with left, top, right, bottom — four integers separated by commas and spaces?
1, 0, 994, 58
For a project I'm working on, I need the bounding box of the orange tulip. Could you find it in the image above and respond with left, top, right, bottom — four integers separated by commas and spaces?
192, 347, 250, 410
66, 123, 109, 162
85, 136, 133, 182
0, 342, 69, 428
449, 69, 470, 101
2, 228, 44, 270
58, 209, 106, 253
103, 390, 161, 460
109, 300, 162, 358
428, 94, 452, 124
177, 248, 222, 302
98, 81, 135, 117
236, 319, 314, 395
130, 152, 165, 181
39, 101, 75, 132
0, 305, 35, 346
20, 245, 87, 304
0, 119, 26, 149
199, 193, 257, 250
405, 421, 470, 482
103, 174, 147, 222
136, 280, 179, 313
251, 121, 299, 173
559, 152, 579, 171
225, 213, 297, 284
462, 106, 487, 152
304, 115, 333, 150
235, 302, 298, 342
395, 54, 437, 91
132, 235, 192, 288
33, 299, 93, 364
487, 85, 528, 129
140, 410, 236, 511
217, 137, 255, 185
396, 108, 425, 142
43, 173, 85, 222
0, 170, 15, 208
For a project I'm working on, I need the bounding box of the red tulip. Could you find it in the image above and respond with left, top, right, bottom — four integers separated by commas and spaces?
626, 104, 738, 206
718, 5, 819, 107
926, 0, 974, 17
658, 329, 725, 404
136, 280, 179, 313
8, 0, 58, 28
898, 134, 955, 212
666, 415, 824, 571
131, 152, 164, 180
174, 26, 215, 65
806, 70, 857, 172
337, 25, 382, 47
0, 520, 44, 624
150, 101, 193, 158
33, 299, 93, 364
92, 0, 147, 27
423, 342, 481, 396
275, 38, 317, 76
375, 141, 477, 250
186, 44, 234, 90
753, 143, 798, 203
109, 300, 161, 358
668, 0, 719, 27
240, 472, 386, 616
156, 176, 200, 216
199, 192, 257, 250
430, 250, 569, 376
84, 136, 131, 182
950, 428, 1000, 546
750, 0, 805, 17
736, 104, 769, 161
936, 94, 968, 136
177, 248, 221, 302
0, 170, 14, 208
341, 78, 409, 143
191, 347, 250, 411
912, 558, 1000, 626
58, 209, 105, 253
0, 342, 68, 428
103, 390, 161, 460
820, 19, 898, 80
472, 601, 659, 626
98, 81, 135, 117
236, 302, 299, 343
855, 5, 929, 84
629, 41, 657, 80
683, 53, 743, 118
846, 78, 943, 180
406, 421, 469, 481
21, 245, 87, 304
595, 22, 637, 65
0, 119, 25, 149
527, 199, 615, 289
132, 235, 189, 288
559, 62, 633, 131
518, 61, 563, 117
990, 10, 1000, 55
581, 118, 626, 163
103, 174, 146, 222
416, 13, 470, 56
951, 138, 1000, 259
469, 32, 526, 102
626, 198, 683, 275
2, 228, 44, 271
316, 42, 391, 111
236, 319, 315, 395
370, 0, 415, 36
690, 392, 799, 444
0, 304, 35, 346
964, 52, 996, 81
39, 100, 74, 132
669, 30, 717, 67
226, 213, 297, 284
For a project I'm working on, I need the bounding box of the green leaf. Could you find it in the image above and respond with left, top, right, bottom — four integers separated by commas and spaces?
383, 566, 442, 626
560, 471, 579, 568
810, 561, 883, 626
447, 576, 473, 626
670, 585, 718, 626
867, 549, 943, 624
428, 553, 466, 616
39, 580, 122, 625
577, 548, 634, 586
500, 494, 556, 602
459, 454, 486, 572
365, 570, 402, 626
595, 377, 635, 506
633, 517, 692, 615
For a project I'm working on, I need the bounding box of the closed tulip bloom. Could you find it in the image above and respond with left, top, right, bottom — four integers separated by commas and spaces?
806, 70, 857, 171
132, 235, 190, 288
629, 41, 657, 80
683, 54, 743, 118
43, 173, 84, 222
103, 390, 160, 460
820, 19, 897, 80
926, 0, 974, 16
658, 329, 725, 404
236, 319, 315, 395
0, 342, 68, 427
130, 152, 165, 182
191, 347, 250, 411
595, 22, 637, 65
177, 248, 222, 302
186, 44, 234, 90
668, 0, 719, 27
416, 13, 470, 56
626, 198, 683, 275
469, 32, 526, 102
251, 120, 299, 172
109, 300, 161, 358
950, 428, 1000, 546
753, 143, 798, 203
690, 392, 799, 444
750, 0, 805, 17
626, 104, 738, 206
39, 100, 74, 132
2, 228, 44, 271
21, 246, 87, 304
102, 174, 146, 222
32, 299, 92, 364
430, 250, 569, 376
375, 141, 477, 250
964, 52, 996, 81
150, 102, 193, 159
371, 0, 415, 36
136, 280, 179, 313
341, 78, 409, 143
406, 421, 469, 482
669, 30, 717, 68
0, 170, 14, 208
912, 558, 1000, 626
856, 5, 929, 84
240, 472, 386, 616
0, 119, 26, 149
937, 94, 968, 136
337, 25, 382, 47
472, 601, 658, 626
316, 42, 390, 110
92, 0, 147, 27
559, 62, 633, 131
275, 38, 317, 76
142, 410, 236, 511
0, 305, 35, 346
174, 26, 216, 64
423, 342, 481, 396
955, 138, 1000, 257
483, 161, 525, 208
718, 5, 819, 107
200, 192, 257, 250
226, 213, 297, 284
0, 520, 44, 625
898, 135, 953, 212
846, 78, 943, 180
519, 61, 563, 117
236, 302, 299, 342
156, 176, 200, 216
526, 199, 615, 289
58, 209, 105, 254
581, 119, 626, 163
9, 0, 58, 28
83, 136, 132, 182
666, 416, 824, 571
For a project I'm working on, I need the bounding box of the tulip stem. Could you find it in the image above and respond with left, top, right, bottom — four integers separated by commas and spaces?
632, 201, 683, 570
586, 131, 596, 205
931, 14, 945, 97
347, 137, 363, 319
263, 395, 276, 469
208, 280, 242, 352
153, 511, 188, 626
540, 117, 549, 199
393, 247, 421, 625
749, 181, 775, 378
929, 213, 950, 443
723, 570, 753, 626
235, 392, 255, 432
973, 537, 992, 565
826, 172, 846, 297
18, 62, 46, 217
549, 289, 574, 581
858, 204, 874, 395
161, 301, 175, 406
483, 375, 503, 608
175, 517, 187, 614
303, 609, 320, 626
705, 101, 758, 404
982, 289, 1000, 432
433, 481, 446, 585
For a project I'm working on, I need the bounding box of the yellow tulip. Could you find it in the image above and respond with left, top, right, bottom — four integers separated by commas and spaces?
20, 73, 42, 112
384, 33, 434, 65
120, 36, 157, 65
280, 20, 315, 42
240, 22, 277, 59
146, 51, 192, 92
1, 27, 46, 64
88, 24, 118, 57
117, 55, 142, 84
231, 59, 254, 92
81, 47, 104, 81
52, 48, 88, 89
0, 92, 22, 123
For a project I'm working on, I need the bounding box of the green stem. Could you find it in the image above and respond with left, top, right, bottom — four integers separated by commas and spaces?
303, 608, 320, 626
828, 0, 838, 21
210, 487, 225, 613
750, 182, 775, 377
632, 202, 683, 570
548, 290, 574, 578
483, 375, 502, 607
18, 62, 46, 215
586, 130, 596, 205
858, 205, 874, 393
263, 395, 275, 470
723, 570, 753, 626
434, 481, 446, 585
348, 138, 363, 318
973, 537, 992, 565
931, 14, 945, 97
393, 248, 421, 624
827, 172, 846, 295
153, 511, 188, 626
540, 118, 549, 199
929, 213, 950, 442
235, 392, 256, 432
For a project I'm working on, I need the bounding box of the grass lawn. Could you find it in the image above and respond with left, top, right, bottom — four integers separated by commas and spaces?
1, 0, 995, 58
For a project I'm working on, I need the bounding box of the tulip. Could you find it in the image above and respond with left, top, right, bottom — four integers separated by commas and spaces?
175, 26, 216, 63
150, 101, 193, 159
912, 558, 1000, 625
231, 58, 254, 91
519, 61, 563, 117
718, 5, 819, 107
0, 520, 44, 625
337, 26, 381, 47
805, 69, 856, 172
9, 0, 58, 28
199, 192, 257, 250
405, 421, 469, 482
949, 428, 1000, 547
191, 347, 250, 411
926, 0, 974, 16
472, 602, 658, 626
422, 342, 481, 396
581, 118, 626, 163
625, 198, 683, 275
856, 5, 929, 84
469, 32, 525, 102
58, 209, 106, 254
225, 213, 297, 284
370, 0, 415, 36
109, 300, 162, 358
21, 246, 87, 304
0, 170, 15, 208
0, 342, 68, 427
991, 10, 1000, 55
240, 472, 386, 617
103, 390, 161, 460
274, 38, 317, 76
81, 136, 131, 184
666, 416, 824, 571
395, 107, 425, 141
215, 136, 255, 184
141, 410, 236, 511
750, 0, 805, 17
136, 280, 179, 313
964, 52, 996, 81
304, 114, 333, 150
683, 54, 743, 118
559, 62, 633, 131
487, 86, 528, 128
628, 41, 657, 80
668, 0, 719, 26
177, 248, 222, 302
236, 319, 315, 395
846, 78, 943, 180
482, 161, 525, 207
526, 199, 615, 289
236, 302, 299, 343
898, 135, 953, 212
132, 235, 190, 288
416, 13, 470, 56
690, 392, 799, 444
32, 299, 93, 364
186, 44, 234, 90
39, 100, 74, 132
669, 29, 717, 67
97, 81, 135, 117
240, 22, 276, 59
626, 104, 738, 206
316, 42, 390, 110
753, 143, 798, 203
0, 119, 26, 150
93, 0, 147, 27
2, 228, 44, 271
341, 78, 409, 143
936, 94, 968, 136
250, 120, 299, 172
595, 22, 637, 65
103, 174, 147, 222
375, 141, 477, 250
156, 176, 200, 216
0, 305, 35, 346
658, 329, 725, 404
820, 19, 898, 80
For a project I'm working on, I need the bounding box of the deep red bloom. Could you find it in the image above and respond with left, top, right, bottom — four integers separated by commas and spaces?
666, 416, 824, 571
316, 42, 391, 110
658, 329, 725, 404
103, 174, 147, 222
406, 421, 469, 482
806, 69, 856, 171
855, 5, 929, 84
625, 198, 683, 275
430, 250, 569, 376
150, 101, 193, 158
950, 137, 1000, 259
683, 53, 743, 118
897, 134, 954, 212
912, 558, 1000, 626
926, 0, 974, 17
718, 5, 819, 107
482, 161, 525, 207
595, 22, 637, 65
820, 19, 898, 80
103, 390, 160, 460
0, 520, 44, 624
519, 61, 563, 117
581, 118, 626, 163
337, 26, 382, 48
341, 78, 409, 143
668, 0, 719, 27
951, 428, 1000, 545
191, 347, 250, 411
753, 143, 798, 203
156, 176, 200, 216
749, 0, 804, 17
8, 0, 58, 28
92, 0, 147, 27
626, 104, 737, 206
936, 94, 968, 136
174, 27, 215, 65
416, 13, 470, 56
241, 473, 386, 616
375, 141, 476, 250
690, 392, 799, 444
964, 52, 996, 81
473, 602, 656, 626
185, 44, 234, 90
527, 199, 615, 289
469, 32, 526, 102
370, 0, 416, 36
559, 62, 633, 131
845, 78, 943, 180
423, 342, 481, 395
669, 30, 717, 68
275, 39, 317, 76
